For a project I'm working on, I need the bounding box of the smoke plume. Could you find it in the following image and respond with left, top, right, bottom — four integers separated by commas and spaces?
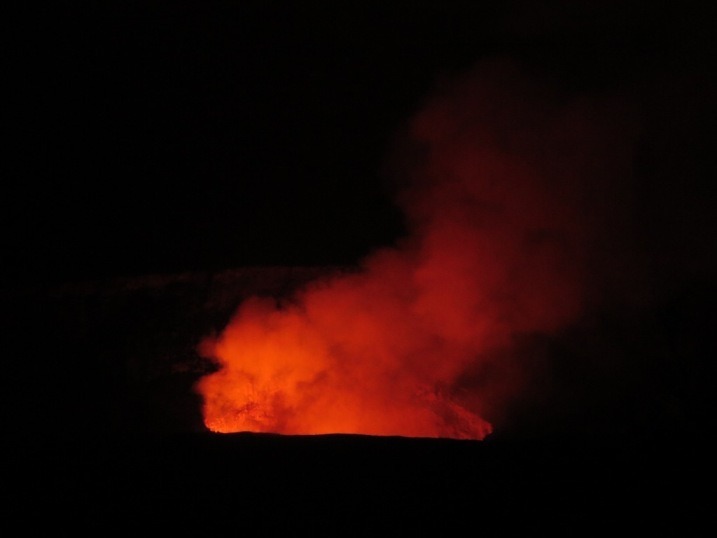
195, 58, 644, 440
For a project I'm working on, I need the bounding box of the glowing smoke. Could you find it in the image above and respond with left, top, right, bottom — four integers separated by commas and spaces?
194, 58, 640, 439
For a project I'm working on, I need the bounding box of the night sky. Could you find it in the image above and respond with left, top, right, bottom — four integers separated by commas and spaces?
6, 1, 713, 286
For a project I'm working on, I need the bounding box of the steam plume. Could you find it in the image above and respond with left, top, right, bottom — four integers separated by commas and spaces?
195, 58, 641, 440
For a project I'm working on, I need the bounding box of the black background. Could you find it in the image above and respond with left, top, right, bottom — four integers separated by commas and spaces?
6, 1, 713, 285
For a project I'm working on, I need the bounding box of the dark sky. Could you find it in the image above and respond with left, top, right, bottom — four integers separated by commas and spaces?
4, 1, 714, 286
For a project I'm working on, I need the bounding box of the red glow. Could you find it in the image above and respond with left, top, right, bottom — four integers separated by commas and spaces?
195, 60, 636, 440
196, 255, 495, 439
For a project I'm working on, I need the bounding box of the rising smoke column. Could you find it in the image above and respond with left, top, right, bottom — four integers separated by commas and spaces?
194, 58, 638, 440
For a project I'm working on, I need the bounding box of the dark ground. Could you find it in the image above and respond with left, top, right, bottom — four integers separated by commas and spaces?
12, 431, 705, 533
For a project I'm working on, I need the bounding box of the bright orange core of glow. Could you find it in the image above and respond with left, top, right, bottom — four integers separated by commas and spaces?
195, 284, 494, 440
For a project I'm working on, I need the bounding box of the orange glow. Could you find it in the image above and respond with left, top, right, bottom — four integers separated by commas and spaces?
195, 264, 495, 440
194, 60, 635, 440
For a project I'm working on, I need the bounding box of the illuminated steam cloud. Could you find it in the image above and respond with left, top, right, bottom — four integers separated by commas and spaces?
195, 58, 639, 440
